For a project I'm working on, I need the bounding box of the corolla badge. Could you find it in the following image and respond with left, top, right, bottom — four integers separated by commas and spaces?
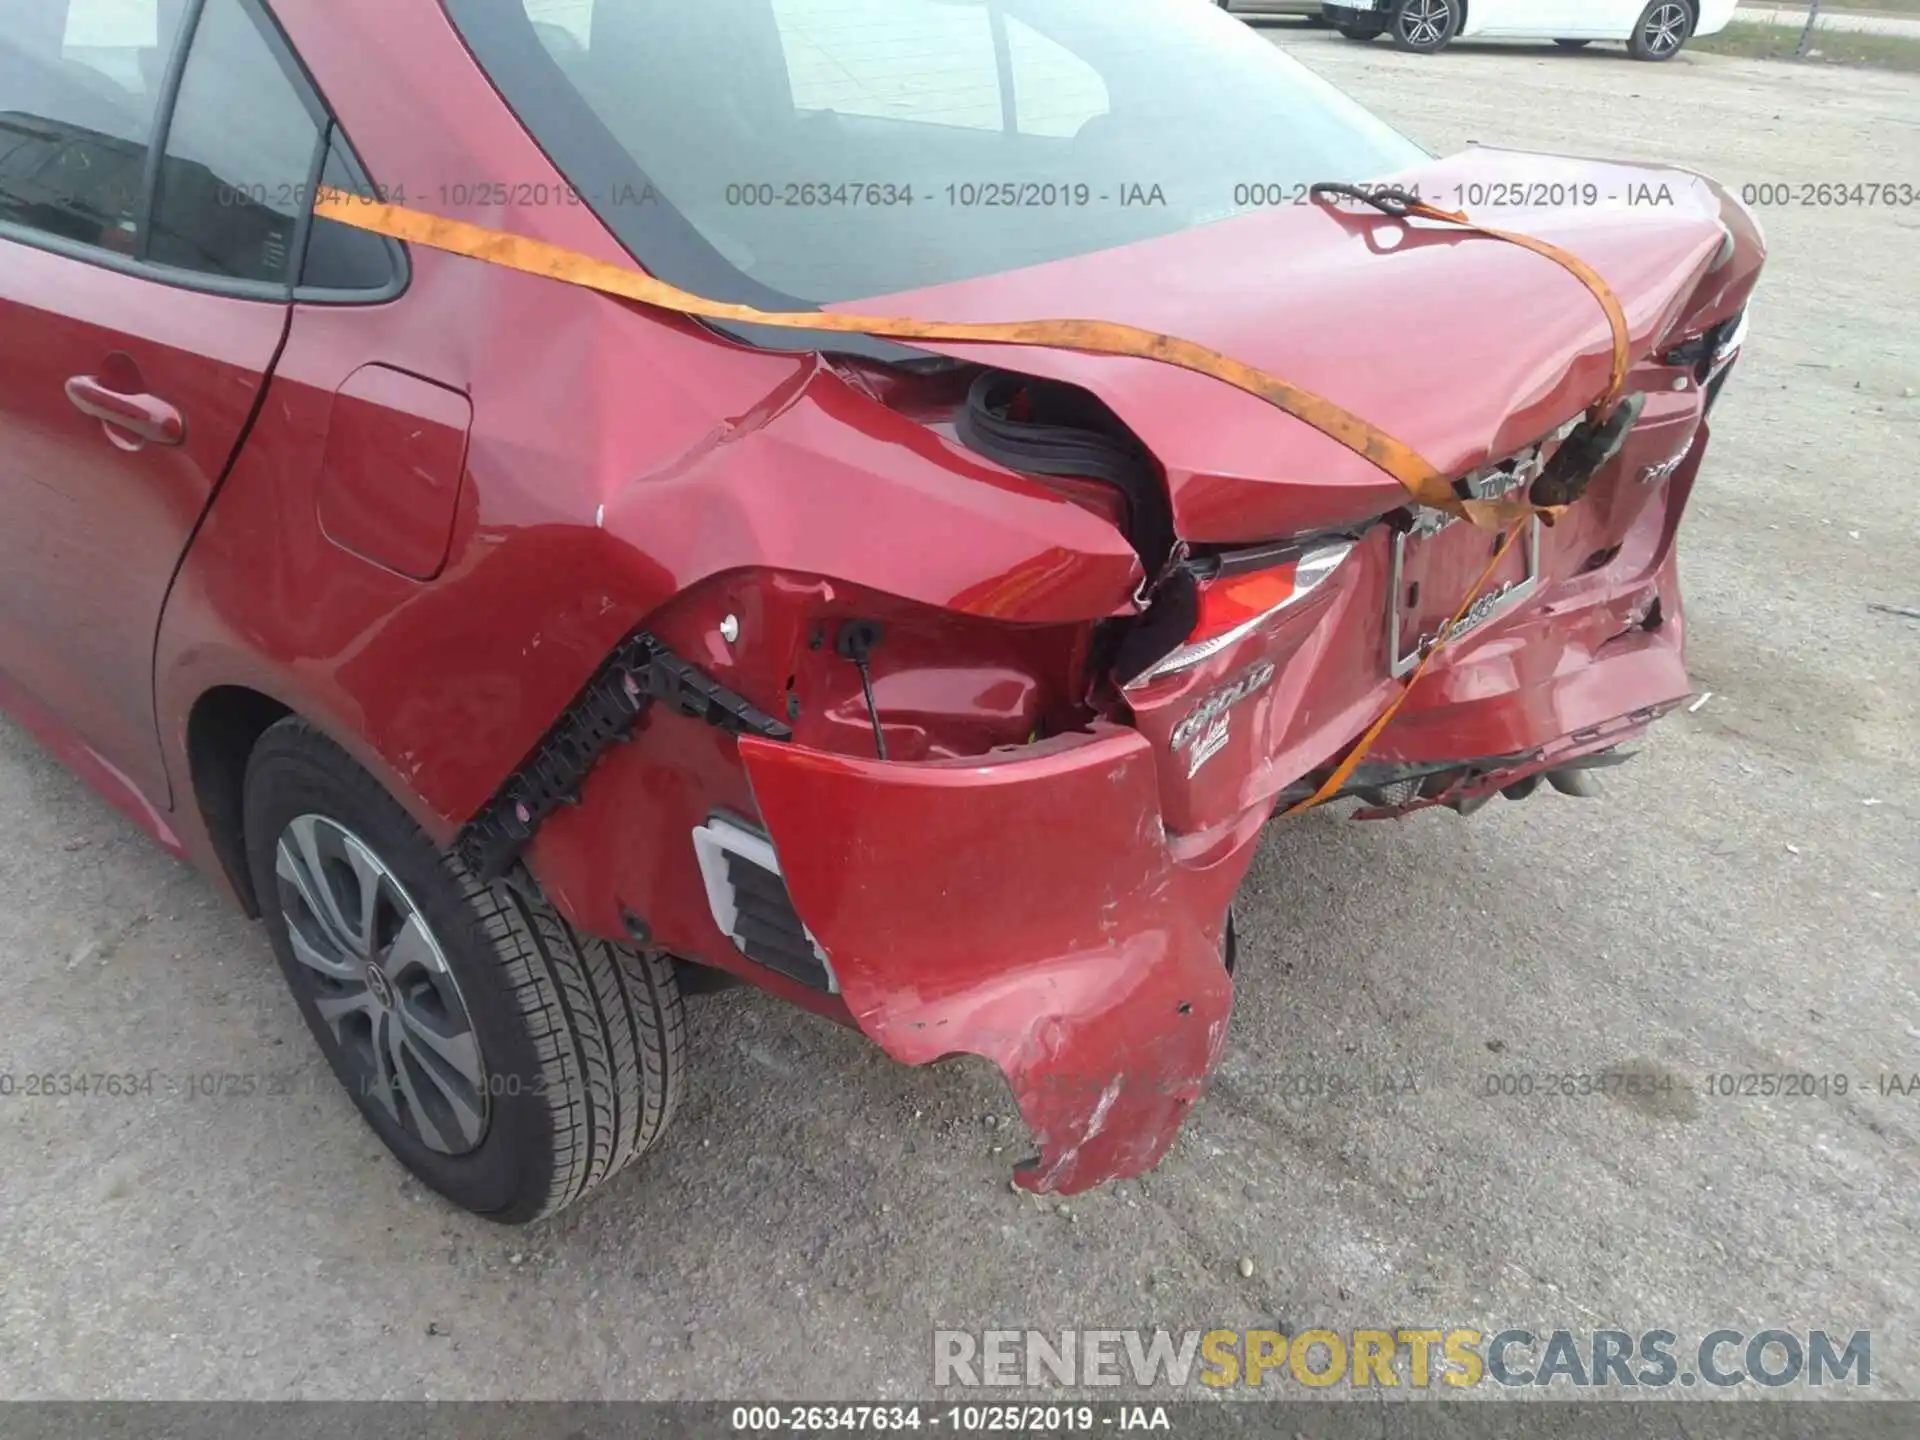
1169, 660, 1277, 777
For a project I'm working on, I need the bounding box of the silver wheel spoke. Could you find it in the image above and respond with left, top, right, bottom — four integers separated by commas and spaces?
387, 1023, 452, 1153
314, 986, 378, 1032
393, 1025, 487, 1152
340, 836, 388, 958
273, 812, 491, 1156
284, 921, 362, 984
280, 817, 359, 956
395, 998, 486, 1090
385, 913, 448, 979
365, 1012, 401, 1124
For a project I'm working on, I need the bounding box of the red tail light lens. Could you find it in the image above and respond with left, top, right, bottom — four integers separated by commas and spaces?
1193, 565, 1307, 643
1128, 540, 1355, 686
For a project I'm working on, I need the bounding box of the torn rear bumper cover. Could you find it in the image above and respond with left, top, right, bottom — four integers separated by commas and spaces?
739, 725, 1252, 1195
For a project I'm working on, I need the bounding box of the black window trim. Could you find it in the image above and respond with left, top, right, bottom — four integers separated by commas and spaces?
134, 0, 206, 264
0, 0, 408, 305
293, 121, 409, 305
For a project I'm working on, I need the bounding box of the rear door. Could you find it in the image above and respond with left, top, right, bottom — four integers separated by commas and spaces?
1462, 0, 1579, 37
0, 0, 327, 804
1515, 0, 1643, 39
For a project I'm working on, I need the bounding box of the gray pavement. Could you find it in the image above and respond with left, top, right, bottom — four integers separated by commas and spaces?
1, 27, 1916, 1403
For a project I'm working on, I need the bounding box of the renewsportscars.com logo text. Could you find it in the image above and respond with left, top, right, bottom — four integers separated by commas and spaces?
933, 1328, 1871, 1391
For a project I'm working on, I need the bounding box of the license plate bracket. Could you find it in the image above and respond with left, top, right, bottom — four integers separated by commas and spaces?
1386, 514, 1543, 678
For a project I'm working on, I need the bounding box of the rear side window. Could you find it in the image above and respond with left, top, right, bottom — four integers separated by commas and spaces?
148, 0, 322, 283
298, 129, 400, 292
0, 0, 399, 297
0, 0, 193, 253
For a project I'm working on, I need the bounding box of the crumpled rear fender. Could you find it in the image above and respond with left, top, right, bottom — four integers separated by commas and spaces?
739, 724, 1253, 1194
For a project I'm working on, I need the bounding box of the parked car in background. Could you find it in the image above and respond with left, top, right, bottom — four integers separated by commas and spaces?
1214, 1, 1326, 17
1324, 0, 1739, 58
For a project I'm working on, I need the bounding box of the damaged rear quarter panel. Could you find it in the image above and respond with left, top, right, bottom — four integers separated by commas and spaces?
739, 725, 1250, 1194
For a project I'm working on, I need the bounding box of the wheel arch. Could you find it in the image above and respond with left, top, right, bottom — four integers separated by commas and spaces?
180, 678, 460, 918
185, 685, 293, 917
1400, 0, 1470, 26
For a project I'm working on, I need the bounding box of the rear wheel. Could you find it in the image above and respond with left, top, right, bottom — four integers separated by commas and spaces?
1390, 0, 1460, 53
243, 719, 684, 1222
1628, 0, 1694, 59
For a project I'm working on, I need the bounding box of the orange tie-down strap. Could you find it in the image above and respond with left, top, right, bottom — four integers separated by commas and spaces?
312, 187, 1629, 530
1280, 515, 1526, 815
310, 187, 1630, 816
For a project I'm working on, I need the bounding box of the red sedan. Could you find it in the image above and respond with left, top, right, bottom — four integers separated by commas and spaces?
0, 0, 1760, 1221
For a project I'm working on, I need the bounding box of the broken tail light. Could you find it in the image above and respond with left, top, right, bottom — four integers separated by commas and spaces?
1664, 303, 1751, 407
1125, 539, 1355, 687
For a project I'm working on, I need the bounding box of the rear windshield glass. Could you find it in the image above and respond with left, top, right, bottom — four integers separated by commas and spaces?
445, 0, 1426, 307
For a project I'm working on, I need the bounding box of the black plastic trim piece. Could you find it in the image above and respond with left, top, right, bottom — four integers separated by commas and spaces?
1188, 523, 1378, 583
1110, 569, 1199, 689
955, 371, 1176, 576
457, 632, 791, 882
723, 852, 833, 992
136, 0, 208, 263
1273, 751, 1540, 810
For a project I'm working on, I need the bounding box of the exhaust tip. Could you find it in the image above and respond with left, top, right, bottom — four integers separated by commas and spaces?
1547, 768, 1603, 799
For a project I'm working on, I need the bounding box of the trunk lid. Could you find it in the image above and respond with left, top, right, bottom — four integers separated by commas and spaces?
836, 147, 1752, 542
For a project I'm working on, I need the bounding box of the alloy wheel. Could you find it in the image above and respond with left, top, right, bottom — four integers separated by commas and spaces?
274, 813, 489, 1155
1642, 2, 1689, 56
1397, 0, 1454, 48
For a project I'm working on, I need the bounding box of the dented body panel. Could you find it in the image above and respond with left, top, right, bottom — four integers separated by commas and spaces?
858, 148, 1759, 542
739, 727, 1253, 1194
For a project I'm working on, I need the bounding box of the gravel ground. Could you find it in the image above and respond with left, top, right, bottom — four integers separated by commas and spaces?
2, 29, 1916, 1403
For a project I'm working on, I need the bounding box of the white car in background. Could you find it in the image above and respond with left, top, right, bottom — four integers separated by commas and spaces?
1213, 1, 1326, 16
1321, 0, 1739, 58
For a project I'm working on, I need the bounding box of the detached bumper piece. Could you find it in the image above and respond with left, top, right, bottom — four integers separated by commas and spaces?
457, 632, 791, 882
739, 725, 1241, 1195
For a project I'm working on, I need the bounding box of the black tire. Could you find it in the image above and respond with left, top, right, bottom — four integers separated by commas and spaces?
1389, 0, 1460, 52
1628, 0, 1694, 60
243, 719, 684, 1223
1554, 38, 1592, 48
1336, 21, 1385, 41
